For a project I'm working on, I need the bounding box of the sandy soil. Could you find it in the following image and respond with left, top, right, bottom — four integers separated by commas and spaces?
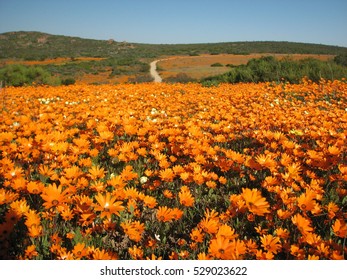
150, 60, 163, 82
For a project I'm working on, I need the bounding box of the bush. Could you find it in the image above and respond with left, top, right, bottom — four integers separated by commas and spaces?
128, 74, 153, 83
211, 63, 224, 67
0, 64, 61, 86
61, 77, 76, 85
164, 73, 196, 83
189, 51, 199, 56
201, 56, 347, 85
334, 55, 347, 67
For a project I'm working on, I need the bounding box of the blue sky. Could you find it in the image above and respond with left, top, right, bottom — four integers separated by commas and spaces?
0, 0, 346, 46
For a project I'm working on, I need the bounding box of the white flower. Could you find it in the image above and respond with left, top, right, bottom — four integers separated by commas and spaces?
155, 234, 161, 241
140, 176, 148, 184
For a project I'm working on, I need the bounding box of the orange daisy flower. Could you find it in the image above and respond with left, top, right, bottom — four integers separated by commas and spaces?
28, 224, 43, 238
190, 228, 204, 243
163, 189, 174, 199
297, 189, 316, 212
38, 165, 56, 180
229, 239, 247, 259
128, 245, 143, 260
88, 165, 105, 180
216, 224, 238, 240
120, 165, 138, 181
93, 192, 124, 220
199, 217, 219, 234
79, 212, 96, 227
92, 248, 115, 260
260, 234, 281, 254
24, 245, 38, 259
41, 183, 68, 209
197, 252, 212, 260
72, 243, 87, 259
156, 206, 173, 222
291, 213, 313, 235
208, 236, 233, 259
26, 181, 44, 194
159, 168, 175, 182
24, 210, 41, 229
255, 154, 276, 169
178, 186, 195, 207
170, 207, 183, 220
274, 228, 290, 239
143, 195, 157, 208
332, 219, 347, 238
241, 188, 270, 216
121, 220, 145, 242
326, 202, 339, 219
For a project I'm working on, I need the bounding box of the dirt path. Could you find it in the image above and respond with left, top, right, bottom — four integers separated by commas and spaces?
150, 60, 162, 82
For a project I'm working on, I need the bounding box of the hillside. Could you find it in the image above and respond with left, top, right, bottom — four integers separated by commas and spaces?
1, 31, 347, 60
1, 31, 347, 85
0, 31, 135, 60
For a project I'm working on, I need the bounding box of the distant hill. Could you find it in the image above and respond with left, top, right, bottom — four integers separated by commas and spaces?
0, 31, 134, 60
1, 31, 347, 60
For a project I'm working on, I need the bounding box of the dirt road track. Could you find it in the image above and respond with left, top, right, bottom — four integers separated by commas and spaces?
150, 60, 162, 82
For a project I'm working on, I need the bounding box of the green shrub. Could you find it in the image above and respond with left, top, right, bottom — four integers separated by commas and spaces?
334, 55, 347, 67
0, 64, 61, 86
164, 73, 196, 83
201, 56, 347, 85
61, 77, 76, 85
127, 74, 153, 83
189, 51, 199, 56
211, 63, 224, 67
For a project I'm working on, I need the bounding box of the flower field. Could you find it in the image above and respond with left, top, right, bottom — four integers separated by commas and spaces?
0, 79, 347, 260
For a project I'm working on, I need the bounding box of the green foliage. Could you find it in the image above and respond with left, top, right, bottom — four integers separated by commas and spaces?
188, 51, 199, 56
202, 56, 347, 85
211, 62, 224, 67
164, 73, 196, 83
0, 64, 61, 86
1, 31, 347, 61
127, 74, 153, 83
334, 54, 347, 67
61, 77, 76, 85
